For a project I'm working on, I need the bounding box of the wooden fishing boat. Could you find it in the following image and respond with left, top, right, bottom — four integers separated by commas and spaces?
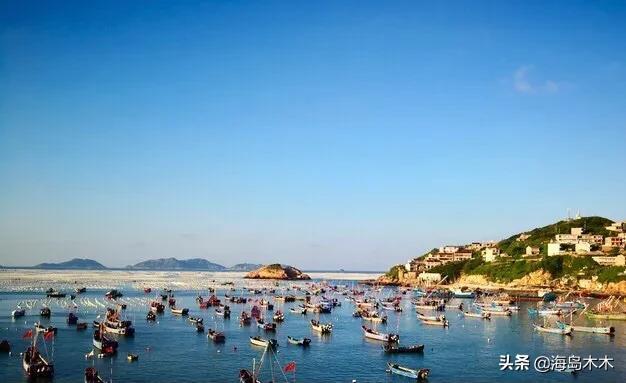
533, 323, 572, 335
362, 326, 399, 342
239, 369, 261, 383
150, 301, 165, 313
482, 308, 512, 316
105, 289, 123, 299
103, 321, 135, 336
75, 287, 87, 294
382, 344, 424, 354
387, 363, 429, 380
35, 323, 57, 335
23, 343, 54, 377
46, 290, 66, 298
189, 316, 203, 324
289, 306, 307, 315
146, 311, 157, 321
249, 336, 277, 348
419, 316, 449, 327
566, 323, 615, 334
362, 313, 387, 323
586, 311, 626, 320
171, 307, 189, 315
416, 312, 441, 321
12, 307, 26, 318
0, 340, 10, 353
40, 307, 51, 317
67, 312, 79, 325
240, 312, 252, 325
310, 319, 332, 334
273, 310, 285, 322
463, 311, 490, 319
208, 329, 226, 342
451, 289, 475, 298
287, 336, 311, 346
93, 328, 118, 354
84, 367, 105, 383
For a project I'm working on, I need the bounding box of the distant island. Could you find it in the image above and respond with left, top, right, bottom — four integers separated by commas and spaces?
245, 264, 311, 280
379, 215, 626, 295
34, 258, 107, 270
5, 257, 264, 272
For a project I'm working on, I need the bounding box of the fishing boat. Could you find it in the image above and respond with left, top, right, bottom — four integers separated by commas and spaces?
256, 318, 276, 331
249, 336, 277, 348
387, 363, 430, 380
105, 289, 123, 299
67, 312, 79, 325
482, 308, 512, 316
150, 301, 165, 313
463, 311, 490, 319
362, 312, 387, 323
143, 288, 152, 294
240, 312, 252, 325
196, 323, 205, 332
75, 287, 87, 294
533, 323, 572, 335
418, 315, 449, 327
451, 288, 475, 298
189, 316, 203, 325
207, 329, 226, 342
239, 369, 261, 383
310, 319, 332, 334
46, 289, 66, 298
558, 321, 615, 335
273, 310, 285, 322
84, 367, 105, 383
40, 307, 51, 317
382, 344, 424, 353
168, 297, 176, 306
416, 312, 442, 321
93, 327, 118, 354
103, 320, 135, 336
289, 306, 307, 315
127, 353, 139, 362
586, 311, 626, 320
171, 307, 189, 315
0, 340, 10, 353
287, 336, 311, 346
12, 307, 26, 318
35, 322, 57, 335
146, 311, 157, 321
22, 335, 54, 378
362, 326, 399, 342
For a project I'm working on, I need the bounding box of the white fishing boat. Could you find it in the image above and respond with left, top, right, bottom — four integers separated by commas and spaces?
482, 308, 512, 316
533, 323, 572, 335
387, 363, 430, 380
249, 336, 277, 348
560, 321, 615, 335
287, 336, 311, 346
463, 311, 490, 319
171, 307, 189, 315
310, 319, 332, 334
12, 307, 26, 318
419, 316, 449, 327
416, 312, 443, 321
362, 326, 399, 342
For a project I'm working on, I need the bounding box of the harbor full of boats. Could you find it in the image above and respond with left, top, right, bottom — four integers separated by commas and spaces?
0, 272, 625, 382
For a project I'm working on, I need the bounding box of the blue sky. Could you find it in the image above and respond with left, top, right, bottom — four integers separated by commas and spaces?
1, 1, 625, 270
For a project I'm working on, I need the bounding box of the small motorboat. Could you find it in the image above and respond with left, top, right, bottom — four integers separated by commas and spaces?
75, 287, 87, 294
196, 323, 205, 332
382, 344, 424, 354
463, 311, 490, 319
418, 316, 449, 327
387, 362, 429, 380
287, 336, 311, 346
569, 324, 615, 335
150, 301, 165, 313
46, 290, 66, 298
273, 310, 285, 322
67, 312, 79, 325
40, 307, 51, 318
256, 319, 276, 331
170, 307, 189, 316
146, 311, 157, 321
208, 329, 226, 343
289, 306, 307, 315
240, 312, 252, 325
105, 290, 123, 299
0, 340, 11, 353
533, 323, 572, 335
127, 353, 139, 362
189, 316, 203, 325
23, 345, 54, 378
362, 326, 399, 343
310, 319, 332, 334
249, 336, 277, 348
12, 307, 26, 318
84, 367, 105, 383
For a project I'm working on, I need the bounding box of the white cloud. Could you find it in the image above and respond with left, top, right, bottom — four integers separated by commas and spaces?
513, 65, 560, 94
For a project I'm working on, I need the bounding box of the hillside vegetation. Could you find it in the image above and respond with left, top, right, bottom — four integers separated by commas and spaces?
498, 216, 612, 257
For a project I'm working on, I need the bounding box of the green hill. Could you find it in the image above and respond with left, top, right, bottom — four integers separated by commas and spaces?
497, 216, 613, 257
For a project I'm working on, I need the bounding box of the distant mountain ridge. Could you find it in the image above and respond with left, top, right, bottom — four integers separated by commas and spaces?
228, 263, 264, 272
127, 257, 227, 271
35, 258, 107, 270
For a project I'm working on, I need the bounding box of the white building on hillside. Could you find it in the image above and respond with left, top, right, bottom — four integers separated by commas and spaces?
481, 247, 501, 262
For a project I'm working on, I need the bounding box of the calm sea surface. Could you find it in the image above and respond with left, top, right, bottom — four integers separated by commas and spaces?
0, 275, 624, 382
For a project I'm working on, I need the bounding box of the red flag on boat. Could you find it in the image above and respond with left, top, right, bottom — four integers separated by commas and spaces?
22, 329, 33, 339
44, 331, 54, 340
284, 361, 296, 372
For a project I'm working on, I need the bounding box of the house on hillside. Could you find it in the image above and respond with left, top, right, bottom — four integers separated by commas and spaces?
481, 246, 501, 262
525, 246, 540, 257
606, 221, 626, 233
